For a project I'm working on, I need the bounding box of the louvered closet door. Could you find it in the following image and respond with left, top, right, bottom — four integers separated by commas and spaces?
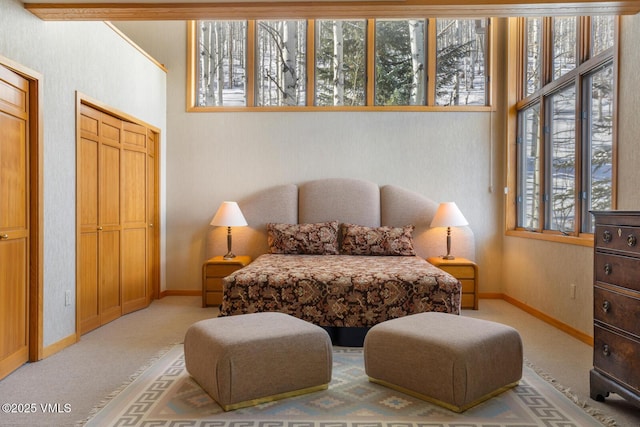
121, 122, 149, 314
0, 65, 29, 379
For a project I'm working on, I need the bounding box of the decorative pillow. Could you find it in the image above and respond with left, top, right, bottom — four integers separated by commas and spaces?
340, 223, 416, 256
267, 221, 339, 255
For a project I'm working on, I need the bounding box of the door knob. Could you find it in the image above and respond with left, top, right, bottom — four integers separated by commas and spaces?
0, 234, 8, 240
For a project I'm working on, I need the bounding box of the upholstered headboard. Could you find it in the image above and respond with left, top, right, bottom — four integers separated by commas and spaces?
206, 178, 475, 261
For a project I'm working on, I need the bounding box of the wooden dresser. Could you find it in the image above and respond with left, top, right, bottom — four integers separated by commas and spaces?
590, 211, 640, 409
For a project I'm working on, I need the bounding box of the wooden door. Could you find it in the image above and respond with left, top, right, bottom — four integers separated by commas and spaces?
98, 113, 122, 324
121, 122, 148, 314
78, 105, 101, 333
78, 105, 122, 334
147, 131, 159, 300
0, 64, 29, 379
78, 101, 157, 334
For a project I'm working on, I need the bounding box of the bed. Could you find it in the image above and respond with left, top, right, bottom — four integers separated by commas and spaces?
222, 254, 462, 327
206, 178, 475, 345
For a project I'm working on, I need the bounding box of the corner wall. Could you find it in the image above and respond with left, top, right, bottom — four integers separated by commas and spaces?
0, 0, 167, 348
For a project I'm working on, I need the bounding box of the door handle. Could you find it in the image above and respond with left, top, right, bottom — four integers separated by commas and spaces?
97, 226, 103, 231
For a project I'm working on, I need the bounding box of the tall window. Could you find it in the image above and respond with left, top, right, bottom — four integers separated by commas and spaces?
514, 16, 617, 238
189, 18, 490, 110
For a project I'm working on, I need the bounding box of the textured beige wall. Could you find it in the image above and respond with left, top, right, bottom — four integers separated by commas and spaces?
0, 0, 167, 346
502, 14, 640, 337
115, 20, 506, 296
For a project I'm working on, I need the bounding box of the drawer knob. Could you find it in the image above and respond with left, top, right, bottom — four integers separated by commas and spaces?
602, 230, 612, 243
602, 300, 611, 313
602, 344, 610, 357
604, 263, 612, 275
0, 234, 8, 240
628, 234, 637, 247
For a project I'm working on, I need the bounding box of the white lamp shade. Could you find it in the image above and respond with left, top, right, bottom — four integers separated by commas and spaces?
430, 202, 468, 228
210, 201, 248, 227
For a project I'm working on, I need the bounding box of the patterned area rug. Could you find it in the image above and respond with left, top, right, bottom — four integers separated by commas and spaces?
81, 345, 613, 427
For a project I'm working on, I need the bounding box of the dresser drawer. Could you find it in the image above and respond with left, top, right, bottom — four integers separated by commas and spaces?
594, 325, 640, 394
594, 286, 640, 338
595, 225, 640, 255
595, 252, 640, 292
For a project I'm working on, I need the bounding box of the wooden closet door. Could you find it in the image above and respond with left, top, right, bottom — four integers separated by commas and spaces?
78, 101, 157, 334
78, 106, 122, 334
98, 113, 122, 324
78, 105, 101, 333
0, 65, 29, 379
147, 131, 159, 300
121, 122, 148, 314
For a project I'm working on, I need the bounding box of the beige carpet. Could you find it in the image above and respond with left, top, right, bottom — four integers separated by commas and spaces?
0, 297, 638, 427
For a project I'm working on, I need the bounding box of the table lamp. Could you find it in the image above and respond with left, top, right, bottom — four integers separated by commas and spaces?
210, 201, 248, 259
430, 202, 468, 260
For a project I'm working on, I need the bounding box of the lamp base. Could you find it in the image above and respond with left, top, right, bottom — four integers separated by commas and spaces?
441, 255, 456, 260
223, 227, 236, 259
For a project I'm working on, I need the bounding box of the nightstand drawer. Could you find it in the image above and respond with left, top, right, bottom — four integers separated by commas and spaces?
460, 279, 475, 293
441, 265, 475, 278
205, 264, 243, 277
205, 277, 224, 292
205, 291, 223, 306
461, 294, 475, 308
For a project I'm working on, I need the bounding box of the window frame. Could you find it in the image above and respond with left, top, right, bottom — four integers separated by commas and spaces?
186, 18, 493, 112
506, 16, 618, 247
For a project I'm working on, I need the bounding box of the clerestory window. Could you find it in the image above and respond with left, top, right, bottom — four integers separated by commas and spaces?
188, 18, 491, 110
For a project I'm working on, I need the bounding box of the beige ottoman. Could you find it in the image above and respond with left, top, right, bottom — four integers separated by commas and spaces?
184, 312, 332, 411
364, 312, 523, 412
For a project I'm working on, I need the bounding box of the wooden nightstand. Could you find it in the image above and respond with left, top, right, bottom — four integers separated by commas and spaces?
427, 257, 478, 310
202, 255, 251, 308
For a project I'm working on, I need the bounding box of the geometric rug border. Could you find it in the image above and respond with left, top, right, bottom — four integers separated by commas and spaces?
80, 344, 617, 427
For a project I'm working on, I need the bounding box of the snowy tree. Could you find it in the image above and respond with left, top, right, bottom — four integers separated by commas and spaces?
256, 20, 306, 106
332, 21, 345, 106
408, 20, 425, 105
375, 20, 425, 106
197, 20, 247, 107
436, 19, 487, 106
315, 20, 365, 106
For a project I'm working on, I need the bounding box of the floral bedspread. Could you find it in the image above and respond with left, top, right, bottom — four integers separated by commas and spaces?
220, 254, 461, 327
